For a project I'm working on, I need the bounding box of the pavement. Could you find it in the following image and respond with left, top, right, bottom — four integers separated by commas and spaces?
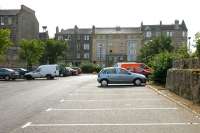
0, 74, 200, 133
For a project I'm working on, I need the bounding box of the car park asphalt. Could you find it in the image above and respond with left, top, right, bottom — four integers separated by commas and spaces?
0, 74, 200, 133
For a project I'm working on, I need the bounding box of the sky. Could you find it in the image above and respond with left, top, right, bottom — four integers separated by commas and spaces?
0, 0, 200, 47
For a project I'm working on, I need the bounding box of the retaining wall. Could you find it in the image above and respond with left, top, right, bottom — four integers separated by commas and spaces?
166, 58, 200, 103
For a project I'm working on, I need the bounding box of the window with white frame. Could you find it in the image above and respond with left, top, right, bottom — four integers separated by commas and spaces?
77, 43, 80, 49
8, 17, 12, 25
182, 31, 187, 37
96, 43, 106, 60
84, 43, 90, 50
146, 31, 152, 38
57, 35, 63, 40
84, 35, 90, 40
84, 53, 90, 59
167, 31, 173, 37
0, 17, 4, 25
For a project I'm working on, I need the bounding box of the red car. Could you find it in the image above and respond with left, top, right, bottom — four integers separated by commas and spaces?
114, 62, 152, 77
65, 67, 78, 75
72, 67, 82, 74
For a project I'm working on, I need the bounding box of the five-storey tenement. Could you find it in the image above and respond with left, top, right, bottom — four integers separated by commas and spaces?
0, 5, 39, 66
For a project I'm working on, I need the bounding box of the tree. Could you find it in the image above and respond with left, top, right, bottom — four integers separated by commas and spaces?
0, 29, 12, 56
40, 39, 67, 64
195, 32, 200, 57
149, 52, 175, 84
19, 39, 45, 69
175, 43, 190, 59
139, 35, 173, 64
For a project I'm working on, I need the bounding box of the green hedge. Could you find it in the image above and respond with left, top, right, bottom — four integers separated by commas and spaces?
80, 63, 102, 73
149, 52, 174, 84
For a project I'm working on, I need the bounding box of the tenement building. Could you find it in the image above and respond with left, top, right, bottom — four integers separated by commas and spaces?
55, 26, 92, 66
92, 26, 142, 66
141, 20, 188, 48
55, 20, 188, 66
0, 5, 39, 66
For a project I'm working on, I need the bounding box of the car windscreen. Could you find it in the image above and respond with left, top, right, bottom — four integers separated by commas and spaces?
4, 68, 14, 72
104, 68, 116, 74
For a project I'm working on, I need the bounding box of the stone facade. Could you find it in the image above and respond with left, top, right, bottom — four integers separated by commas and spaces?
141, 20, 188, 49
166, 58, 200, 103
55, 20, 188, 66
92, 26, 142, 66
0, 5, 39, 66
55, 26, 92, 66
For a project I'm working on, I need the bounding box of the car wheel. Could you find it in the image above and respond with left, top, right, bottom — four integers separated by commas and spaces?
101, 80, 108, 87
5, 75, 10, 81
134, 79, 142, 86
46, 75, 51, 80
25, 75, 32, 80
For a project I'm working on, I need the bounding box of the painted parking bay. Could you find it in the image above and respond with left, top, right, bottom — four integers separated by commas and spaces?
11, 75, 200, 133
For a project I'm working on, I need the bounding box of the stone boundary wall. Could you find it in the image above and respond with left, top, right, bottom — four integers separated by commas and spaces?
173, 58, 200, 69
166, 58, 200, 103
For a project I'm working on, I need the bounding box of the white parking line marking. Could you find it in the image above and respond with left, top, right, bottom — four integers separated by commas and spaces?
22, 122, 200, 128
60, 99, 65, 103
60, 98, 163, 102
45, 108, 52, 112
45, 107, 178, 112
21, 122, 32, 128
68, 93, 156, 96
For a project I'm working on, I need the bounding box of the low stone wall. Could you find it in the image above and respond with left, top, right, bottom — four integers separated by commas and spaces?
166, 68, 200, 103
173, 58, 200, 69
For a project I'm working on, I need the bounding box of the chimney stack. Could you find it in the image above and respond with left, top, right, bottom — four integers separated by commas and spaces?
175, 20, 179, 29
92, 25, 95, 34
116, 26, 121, 31
74, 25, 78, 33
56, 26, 59, 33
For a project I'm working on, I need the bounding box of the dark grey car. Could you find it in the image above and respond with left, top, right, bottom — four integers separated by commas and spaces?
97, 67, 146, 86
0, 68, 19, 80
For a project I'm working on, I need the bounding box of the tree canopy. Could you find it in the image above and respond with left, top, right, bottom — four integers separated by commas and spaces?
40, 39, 68, 64
19, 39, 45, 69
139, 35, 174, 64
195, 32, 200, 57
0, 29, 12, 55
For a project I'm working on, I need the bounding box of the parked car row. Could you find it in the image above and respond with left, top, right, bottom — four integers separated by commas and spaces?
0, 68, 24, 80
0, 64, 81, 81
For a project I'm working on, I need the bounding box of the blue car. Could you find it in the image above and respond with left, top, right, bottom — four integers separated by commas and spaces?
97, 67, 146, 87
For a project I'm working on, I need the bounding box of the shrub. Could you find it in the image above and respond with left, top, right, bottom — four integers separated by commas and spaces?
149, 52, 174, 84
95, 65, 102, 73
80, 63, 96, 73
80, 63, 103, 73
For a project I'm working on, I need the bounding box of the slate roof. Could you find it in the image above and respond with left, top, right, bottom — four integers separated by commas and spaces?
95, 27, 141, 34
60, 28, 92, 34
141, 24, 187, 31
0, 10, 20, 15
59, 27, 141, 34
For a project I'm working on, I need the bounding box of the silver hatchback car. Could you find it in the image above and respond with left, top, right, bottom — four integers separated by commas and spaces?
97, 67, 146, 87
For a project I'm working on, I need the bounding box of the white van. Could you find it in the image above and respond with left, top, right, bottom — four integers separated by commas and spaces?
25, 64, 59, 80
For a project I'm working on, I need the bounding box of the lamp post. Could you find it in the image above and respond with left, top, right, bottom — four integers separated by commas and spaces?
98, 44, 102, 66
188, 37, 191, 54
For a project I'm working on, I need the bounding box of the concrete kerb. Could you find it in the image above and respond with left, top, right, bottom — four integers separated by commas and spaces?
147, 85, 200, 119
